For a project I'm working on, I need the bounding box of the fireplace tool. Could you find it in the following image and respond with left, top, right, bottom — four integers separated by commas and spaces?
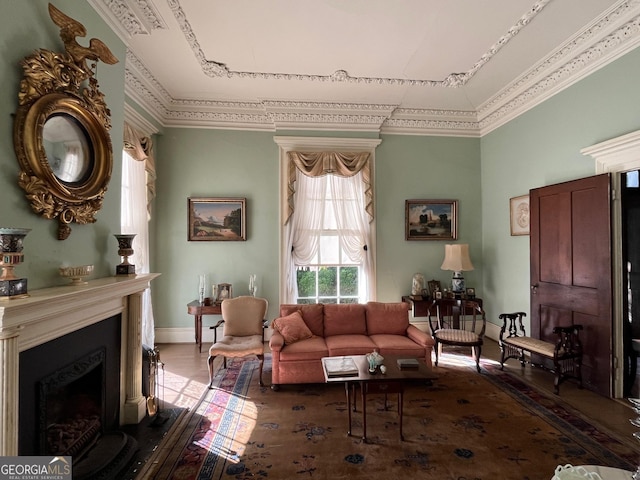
147, 347, 169, 426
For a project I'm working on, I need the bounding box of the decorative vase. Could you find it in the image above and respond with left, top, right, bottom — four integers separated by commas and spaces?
366, 351, 384, 373
114, 234, 136, 275
198, 274, 207, 304
0, 228, 31, 299
249, 274, 257, 296
412, 273, 425, 296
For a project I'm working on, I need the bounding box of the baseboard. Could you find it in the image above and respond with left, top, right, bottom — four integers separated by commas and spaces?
485, 321, 501, 343
154, 328, 196, 344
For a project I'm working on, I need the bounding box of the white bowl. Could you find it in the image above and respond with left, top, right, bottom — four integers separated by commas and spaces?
59, 265, 94, 285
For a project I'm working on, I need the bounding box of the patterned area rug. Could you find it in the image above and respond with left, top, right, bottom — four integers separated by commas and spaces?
147, 356, 638, 480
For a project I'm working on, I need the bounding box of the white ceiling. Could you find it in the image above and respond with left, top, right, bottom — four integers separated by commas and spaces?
89, 0, 640, 135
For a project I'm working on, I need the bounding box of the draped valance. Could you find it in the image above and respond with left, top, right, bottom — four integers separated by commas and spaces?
286, 151, 373, 224
123, 123, 156, 215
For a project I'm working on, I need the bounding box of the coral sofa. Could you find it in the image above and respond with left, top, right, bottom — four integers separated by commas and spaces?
268, 302, 435, 390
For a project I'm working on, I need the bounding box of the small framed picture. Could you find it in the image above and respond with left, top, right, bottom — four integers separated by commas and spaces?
510, 194, 530, 236
188, 197, 246, 241
435, 291, 443, 299
466, 287, 476, 299
216, 283, 233, 302
427, 279, 441, 298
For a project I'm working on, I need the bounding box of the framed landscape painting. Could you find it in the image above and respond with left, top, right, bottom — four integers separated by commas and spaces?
405, 199, 458, 241
188, 197, 246, 241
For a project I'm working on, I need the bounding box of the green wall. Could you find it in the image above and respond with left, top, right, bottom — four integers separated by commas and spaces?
0, 1, 126, 288
153, 130, 482, 329
154, 129, 281, 322
375, 135, 482, 300
481, 47, 640, 328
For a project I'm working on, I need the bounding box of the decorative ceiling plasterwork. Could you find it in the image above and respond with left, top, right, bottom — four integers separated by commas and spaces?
100, 0, 640, 135
93, 0, 166, 37
165, 0, 551, 88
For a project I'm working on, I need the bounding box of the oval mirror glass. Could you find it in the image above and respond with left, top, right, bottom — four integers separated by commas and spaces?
42, 114, 92, 184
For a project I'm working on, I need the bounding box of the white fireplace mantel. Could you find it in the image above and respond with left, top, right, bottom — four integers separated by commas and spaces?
0, 274, 159, 456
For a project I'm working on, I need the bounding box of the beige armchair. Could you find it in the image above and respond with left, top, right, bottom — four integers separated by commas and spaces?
207, 296, 268, 388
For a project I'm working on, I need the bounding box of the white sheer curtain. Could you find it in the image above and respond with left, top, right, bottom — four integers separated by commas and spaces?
330, 172, 373, 299
121, 150, 155, 347
284, 169, 373, 303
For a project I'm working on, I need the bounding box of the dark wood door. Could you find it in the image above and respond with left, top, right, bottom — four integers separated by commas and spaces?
530, 174, 612, 397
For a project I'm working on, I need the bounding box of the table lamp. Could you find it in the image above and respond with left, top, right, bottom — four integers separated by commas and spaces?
440, 244, 474, 294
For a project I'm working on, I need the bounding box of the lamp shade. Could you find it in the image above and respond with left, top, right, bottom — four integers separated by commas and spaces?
440, 244, 474, 272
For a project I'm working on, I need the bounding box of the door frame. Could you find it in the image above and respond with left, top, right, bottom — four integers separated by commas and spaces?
582, 130, 640, 398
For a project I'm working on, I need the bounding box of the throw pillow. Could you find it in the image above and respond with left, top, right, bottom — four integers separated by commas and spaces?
272, 311, 314, 345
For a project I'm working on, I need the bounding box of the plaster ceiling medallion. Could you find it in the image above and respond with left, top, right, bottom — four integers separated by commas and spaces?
91, 0, 640, 135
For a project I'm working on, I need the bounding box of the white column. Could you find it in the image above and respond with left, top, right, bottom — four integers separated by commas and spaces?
122, 291, 146, 424
0, 326, 21, 456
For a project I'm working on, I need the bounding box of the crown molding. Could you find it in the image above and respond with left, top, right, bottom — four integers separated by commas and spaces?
89, 0, 167, 38
98, 0, 640, 135
124, 103, 159, 136
381, 109, 481, 137
264, 102, 397, 133
478, 0, 640, 135
581, 130, 640, 173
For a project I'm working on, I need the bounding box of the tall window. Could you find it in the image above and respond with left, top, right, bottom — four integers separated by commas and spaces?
294, 176, 363, 304
121, 142, 156, 347
279, 144, 378, 304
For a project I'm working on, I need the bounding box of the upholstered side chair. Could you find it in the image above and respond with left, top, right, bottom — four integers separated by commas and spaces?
207, 295, 268, 388
428, 299, 486, 372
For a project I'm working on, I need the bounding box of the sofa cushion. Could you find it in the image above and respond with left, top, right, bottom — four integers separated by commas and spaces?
325, 334, 377, 356
370, 334, 426, 358
272, 311, 314, 345
278, 336, 329, 361
280, 304, 324, 337
365, 302, 410, 335
323, 304, 367, 337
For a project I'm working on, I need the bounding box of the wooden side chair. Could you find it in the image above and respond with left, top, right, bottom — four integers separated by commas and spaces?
428, 299, 486, 372
207, 295, 268, 388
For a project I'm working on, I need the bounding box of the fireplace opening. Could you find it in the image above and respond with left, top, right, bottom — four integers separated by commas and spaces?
39, 348, 106, 458
19, 314, 138, 479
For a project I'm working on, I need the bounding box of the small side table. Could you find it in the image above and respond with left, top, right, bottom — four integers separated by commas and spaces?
402, 296, 483, 328
187, 298, 222, 352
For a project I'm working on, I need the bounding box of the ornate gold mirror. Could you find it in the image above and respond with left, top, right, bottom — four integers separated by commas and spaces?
13, 3, 118, 239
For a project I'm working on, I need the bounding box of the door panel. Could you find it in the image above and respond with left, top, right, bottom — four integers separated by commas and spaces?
539, 193, 571, 285
531, 174, 612, 397
573, 188, 600, 288
574, 311, 602, 380
538, 305, 572, 339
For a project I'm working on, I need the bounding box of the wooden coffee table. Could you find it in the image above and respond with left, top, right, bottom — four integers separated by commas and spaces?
322, 355, 436, 442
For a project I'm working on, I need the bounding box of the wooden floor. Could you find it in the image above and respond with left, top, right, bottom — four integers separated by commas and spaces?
154, 338, 639, 441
